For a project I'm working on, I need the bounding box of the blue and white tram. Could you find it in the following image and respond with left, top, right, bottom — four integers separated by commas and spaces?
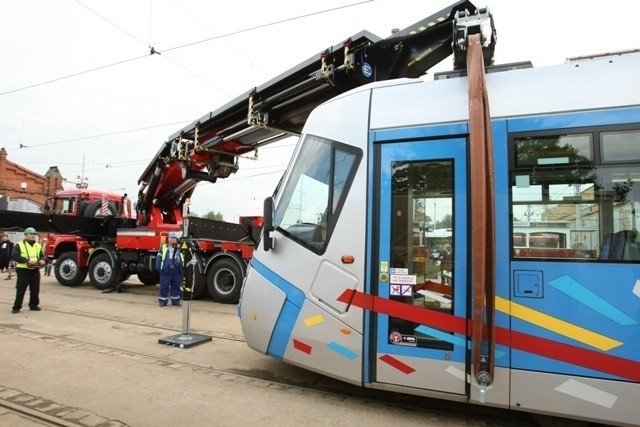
239, 49, 640, 426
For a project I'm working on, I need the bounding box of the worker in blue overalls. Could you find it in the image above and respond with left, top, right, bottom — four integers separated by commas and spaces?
155, 231, 184, 307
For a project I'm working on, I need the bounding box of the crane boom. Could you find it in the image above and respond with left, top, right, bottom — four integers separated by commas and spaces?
136, 0, 493, 227
0, 1, 497, 299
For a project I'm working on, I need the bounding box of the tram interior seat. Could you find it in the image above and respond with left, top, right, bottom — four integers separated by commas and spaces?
598, 233, 613, 260
600, 230, 640, 261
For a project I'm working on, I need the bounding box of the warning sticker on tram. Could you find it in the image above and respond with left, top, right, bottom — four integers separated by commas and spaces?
390, 284, 413, 296
390, 274, 416, 285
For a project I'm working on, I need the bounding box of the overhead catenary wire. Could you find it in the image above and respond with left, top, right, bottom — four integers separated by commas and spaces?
149, 0, 153, 49
8, 125, 295, 154
0, 0, 372, 98
0, 55, 148, 97
6, 120, 191, 151
74, 0, 148, 47
160, 0, 373, 54
170, 0, 272, 79
73, 0, 230, 96
1, 1, 368, 216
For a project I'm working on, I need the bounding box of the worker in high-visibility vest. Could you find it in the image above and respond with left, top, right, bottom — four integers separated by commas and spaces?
155, 231, 184, 307
11, 227, 45, 314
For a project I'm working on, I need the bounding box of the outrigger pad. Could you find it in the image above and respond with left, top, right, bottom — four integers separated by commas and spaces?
101, 284, 126, 293
158, 333, 212, 349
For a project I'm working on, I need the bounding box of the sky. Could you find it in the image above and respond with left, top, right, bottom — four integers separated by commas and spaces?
1, 0, 639, 222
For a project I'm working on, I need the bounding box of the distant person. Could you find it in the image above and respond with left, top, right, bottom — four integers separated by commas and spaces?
155, 231, 184, 307
44, 260, 53, 276
1, 232, 14, 279
135, 192, 145, 222
41, 238, 53, 276
11, 227, 45, 313
440, 243, 453, 285
120, 193, 130, 218
6, 260, 16, 280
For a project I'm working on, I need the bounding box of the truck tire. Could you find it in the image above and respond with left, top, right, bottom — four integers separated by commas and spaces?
206, 258, 243, 304
84, 200, 117, 217
77, 201, 88, 216
54, 251, 88, 287
137, 271, 159, 286
88, 253, 119, 290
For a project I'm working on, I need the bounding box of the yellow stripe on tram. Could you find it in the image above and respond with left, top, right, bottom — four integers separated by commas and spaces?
495, 297, 622, 351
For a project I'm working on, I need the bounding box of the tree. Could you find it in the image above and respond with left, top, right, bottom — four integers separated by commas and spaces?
203, 210, 224, 221
437, 214, 452, 229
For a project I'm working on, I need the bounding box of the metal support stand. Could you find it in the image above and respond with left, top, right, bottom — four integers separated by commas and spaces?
158, 300, 212, 348
159, 226, 211, 348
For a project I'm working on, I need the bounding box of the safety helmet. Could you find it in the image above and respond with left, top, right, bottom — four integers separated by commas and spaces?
24, 227, 37, 234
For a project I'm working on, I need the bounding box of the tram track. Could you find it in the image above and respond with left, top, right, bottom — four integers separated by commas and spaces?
0, 398, 72, 427
4, 302, 247, 343
0, 282, 547, 426
0, 320, 535, 427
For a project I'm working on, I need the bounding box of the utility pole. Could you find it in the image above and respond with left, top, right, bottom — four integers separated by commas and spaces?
77, 155, 88, 189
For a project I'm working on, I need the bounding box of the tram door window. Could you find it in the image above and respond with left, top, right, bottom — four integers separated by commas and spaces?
510, 128, 640, 262
376, 137, 467, 394
389, 159, 454, 350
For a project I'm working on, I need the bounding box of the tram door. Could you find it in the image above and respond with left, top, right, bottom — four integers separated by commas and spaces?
374, 137, 468, 395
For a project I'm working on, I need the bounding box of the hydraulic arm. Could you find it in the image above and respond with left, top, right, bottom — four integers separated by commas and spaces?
0, 1, 496, 243
136, 0, 490, 227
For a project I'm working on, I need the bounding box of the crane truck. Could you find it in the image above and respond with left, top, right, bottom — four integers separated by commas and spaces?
42, 188, 133, 286
0, 0, 496, 303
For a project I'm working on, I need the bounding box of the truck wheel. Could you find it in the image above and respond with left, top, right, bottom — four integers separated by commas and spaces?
137, 271, 159, 286
206, 258, 243, 304
54, 251, 88, 287
88, 253, 119, 290
84, 200, 117, 217
76, 201, 88, 216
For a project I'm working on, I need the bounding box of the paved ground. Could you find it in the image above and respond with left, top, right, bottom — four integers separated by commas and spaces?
0, 274, 493, 427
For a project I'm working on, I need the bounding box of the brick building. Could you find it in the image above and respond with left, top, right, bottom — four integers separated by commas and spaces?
0, 147, 64, 212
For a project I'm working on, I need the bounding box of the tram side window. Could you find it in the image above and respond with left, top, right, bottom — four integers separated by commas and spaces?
273, 134, 361, 254
510, 128, 640, 262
